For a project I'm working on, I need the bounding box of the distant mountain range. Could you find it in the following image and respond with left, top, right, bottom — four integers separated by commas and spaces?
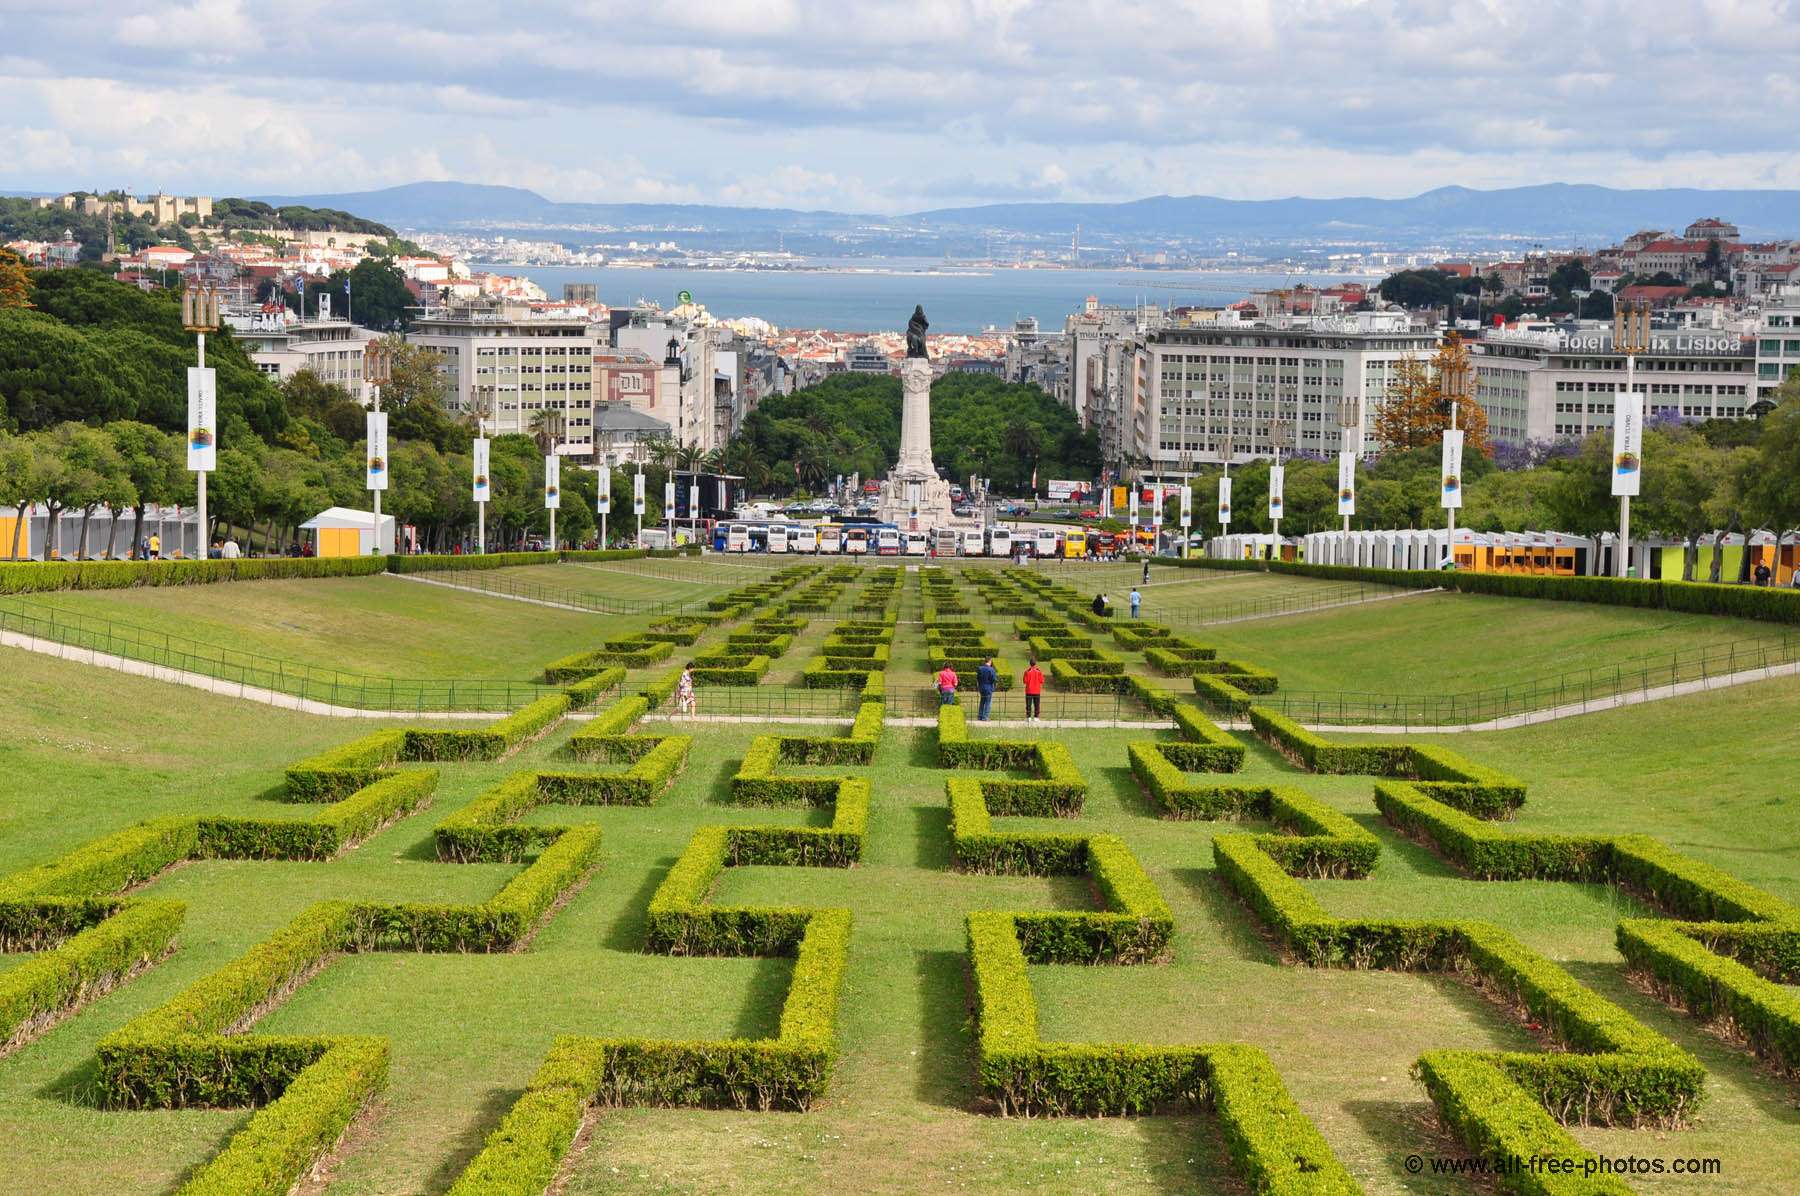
253, 180, 1800, 243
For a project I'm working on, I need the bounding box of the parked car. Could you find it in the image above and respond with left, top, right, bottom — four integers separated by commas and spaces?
953, 504, 976, 517
1000, 503, 1030, 517
1079, 508, 1102, 520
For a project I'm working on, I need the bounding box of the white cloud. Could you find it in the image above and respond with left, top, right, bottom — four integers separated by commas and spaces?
0, 1, 1796, 210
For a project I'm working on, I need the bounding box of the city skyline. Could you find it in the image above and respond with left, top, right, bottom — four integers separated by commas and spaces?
3, 1, 1800, 212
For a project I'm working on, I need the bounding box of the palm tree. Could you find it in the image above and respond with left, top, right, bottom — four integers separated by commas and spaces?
674, 444, 704, 472
528, 409, 565, 455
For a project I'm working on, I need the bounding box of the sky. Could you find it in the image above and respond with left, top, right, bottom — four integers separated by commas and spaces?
3, 0, 1799, 213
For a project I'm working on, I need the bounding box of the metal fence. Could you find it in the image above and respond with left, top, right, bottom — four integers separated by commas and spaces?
0, 598, 559, 712
1263, 634, 1800, 727
678, 686, 865, 718
896, 686, 1163, 721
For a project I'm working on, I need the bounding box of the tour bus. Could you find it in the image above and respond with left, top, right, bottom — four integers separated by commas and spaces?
1063, 529, 1088, 558
818, 524, 843, 554
792, 525, 819, 554
844, 526, 871, 555
962, 528, 985, 556
1034, 528, 1061, 559
875, 526, 902, 556
768, 524, 791, 554
933, 528, 960, 556
904, 530, 930, 556
725, 522, 753, 553
986, 526, 1012, 558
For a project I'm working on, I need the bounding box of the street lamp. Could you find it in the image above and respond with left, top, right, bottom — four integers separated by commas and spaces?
1613, 299, 1651, 578
181, 280, 220, 559
363, 340, 391, 554
1438, 332, 1471, 555
1267, 416, 1293, 555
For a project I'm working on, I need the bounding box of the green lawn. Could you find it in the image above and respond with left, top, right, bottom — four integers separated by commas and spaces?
2, 567, 1796, 1194
0, 574, 613, 683
1197, 590, 1794, 699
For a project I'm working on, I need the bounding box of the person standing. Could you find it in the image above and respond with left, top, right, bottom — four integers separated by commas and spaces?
976, 655, 998, 721
221, 536, 240, 560
676, 662, 697, 717
1022, 657, 1044, 722
1754, 560, 1772, 587
148, 533, 161, 560
1142, 559, 1151, 586
1129, 587, 1141, 618
937, 663, 959, 706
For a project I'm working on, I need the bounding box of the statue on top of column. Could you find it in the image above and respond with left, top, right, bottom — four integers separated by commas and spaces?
906, 305, 929, 359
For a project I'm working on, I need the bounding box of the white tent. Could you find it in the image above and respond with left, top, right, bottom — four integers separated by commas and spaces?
301, 506, 394, 557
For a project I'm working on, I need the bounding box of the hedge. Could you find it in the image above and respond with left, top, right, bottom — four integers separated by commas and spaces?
1171, 556, 1800, 625
199, 770, 437, 861
1615, 919, 1800, 1076
402, 693, 571, 762
562, 666, 626, 708
0, 555, 389, 593
0, 899, 183, 1053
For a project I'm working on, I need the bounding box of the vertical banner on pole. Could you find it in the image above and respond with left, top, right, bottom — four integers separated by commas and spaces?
186, 368, 217, 471
633, 472, 646, 515
1611, 391, 1643, 497
1128, 487, 1139, 528
1439, 429, 1464, 510
596, 465, 611, 513
472, 437, 490, 502
1215, 476, 1231, 525
1337, 451, 1356, 516
365, 411, 389, 491
1151, 485, 1164, 528
1268, 465, 1285, 522
542, 454, 560, 509
664, 480, 676, 512
1180, 483, 1193, 529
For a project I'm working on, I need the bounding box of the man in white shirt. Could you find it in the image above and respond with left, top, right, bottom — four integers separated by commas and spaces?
221, 537, 240, 559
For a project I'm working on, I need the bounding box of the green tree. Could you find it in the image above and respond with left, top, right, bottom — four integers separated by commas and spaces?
0, 248, 30, 311
106, 420, 181, 556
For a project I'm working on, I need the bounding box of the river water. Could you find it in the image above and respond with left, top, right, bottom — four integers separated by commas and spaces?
477, 260, 1377, 333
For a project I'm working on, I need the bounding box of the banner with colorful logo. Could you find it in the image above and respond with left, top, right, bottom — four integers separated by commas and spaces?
664, 480, 676, 515
1337, 451, 1356, 516
365, 410, 388, 491
543, 454, 561, 510
632, 471, 645, 515
186, 367, 217, 472
1217, 475, 1232, 526
1179, 482, 1193, 528
1440, 428, 1464, 510
1611, 391, 1643, 497
1128, 487, 1139, 527
596, 465, 611, 513
472, 437, 490, 503
1268, 465, 1285, 522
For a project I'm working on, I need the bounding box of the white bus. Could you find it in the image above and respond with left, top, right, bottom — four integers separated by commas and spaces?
904, 530, 930, 556
793, 526, 819, 554
768, 524, 790, 553
818, 525, 843, 554
962, 528, 986, 556
725, 523, 752, 553
1034, 528, 1060, 558
933, 528, 960, 555
986, 527, 1013, 558
844, 526, 871, 555
876, 527, 902, 556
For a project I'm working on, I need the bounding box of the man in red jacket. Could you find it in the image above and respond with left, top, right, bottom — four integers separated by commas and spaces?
937, 664, 959, 706
1022, 657, 1044, 721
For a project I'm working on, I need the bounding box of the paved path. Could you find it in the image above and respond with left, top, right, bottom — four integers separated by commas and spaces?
0, 628, 497, 720
386, 571, 599, 613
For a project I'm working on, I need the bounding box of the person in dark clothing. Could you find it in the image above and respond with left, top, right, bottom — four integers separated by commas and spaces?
1142, 560, 1151, 585
1754, 561, 1772, 587
1091, 593, 1107, 617
976, 656, 999, 721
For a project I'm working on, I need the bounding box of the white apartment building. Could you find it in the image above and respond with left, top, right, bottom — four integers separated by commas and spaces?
1126, 312, 1437, 471
408, 299, 603, 455
226, 307, 373, 404
614, 313, 720, 452
1756, 294, 1800, 406
1471, 326, 1757, 444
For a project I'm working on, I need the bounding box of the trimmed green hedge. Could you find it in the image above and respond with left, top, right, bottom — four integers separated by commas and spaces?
0, 555, 389, 593
1179, 555, 1800, 624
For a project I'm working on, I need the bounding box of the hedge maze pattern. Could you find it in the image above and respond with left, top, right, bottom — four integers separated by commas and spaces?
4, 564, 1798, 1196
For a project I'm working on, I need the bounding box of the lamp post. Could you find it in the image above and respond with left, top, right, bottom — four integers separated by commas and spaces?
363, 340, 391, 554
472, 386, 493, 554
1438, 332, 1471, 558
181, 280, 220, 559
1267, 416, 1293, 556
1337, 395, 1360, 536
1613, 299, 1650, 578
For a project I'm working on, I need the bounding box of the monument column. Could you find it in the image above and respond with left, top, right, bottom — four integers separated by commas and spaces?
895, 356, 935, 478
